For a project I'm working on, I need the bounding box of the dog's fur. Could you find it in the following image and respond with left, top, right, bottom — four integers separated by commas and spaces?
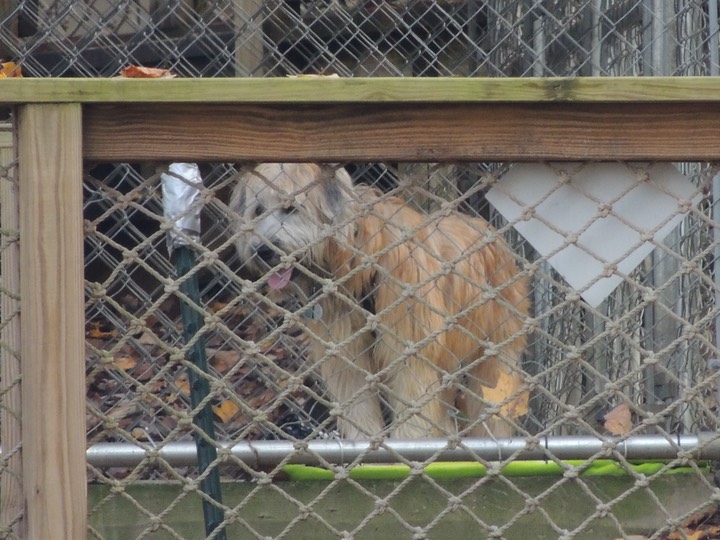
230, 163, 529, 439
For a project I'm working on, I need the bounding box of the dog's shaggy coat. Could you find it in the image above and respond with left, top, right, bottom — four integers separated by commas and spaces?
230, 163, 529, 439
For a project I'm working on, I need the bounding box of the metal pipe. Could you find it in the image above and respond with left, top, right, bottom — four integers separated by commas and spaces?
86, 433, 720, 469
532, 15, 545, 77
708, 0, 719, 77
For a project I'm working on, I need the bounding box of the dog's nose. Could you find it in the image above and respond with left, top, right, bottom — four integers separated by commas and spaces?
256, 243, 275, 264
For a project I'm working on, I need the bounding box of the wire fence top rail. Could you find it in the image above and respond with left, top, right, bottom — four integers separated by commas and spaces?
86, 434, 720, 468
2, 76, 720, 104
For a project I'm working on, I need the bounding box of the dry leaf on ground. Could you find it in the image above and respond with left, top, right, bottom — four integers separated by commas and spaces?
211, 350, 241, 374
660, 505, 720, 540
0, 61, 22, 77
120, 65, 175, 78
112, 355, 138, 371
213, 400, 242, 423
482, 371, 529, 419
603, 402, 633, 435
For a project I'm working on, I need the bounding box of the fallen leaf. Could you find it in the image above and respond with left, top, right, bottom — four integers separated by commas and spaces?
0, 61, 22, 78
87, 323, 117, 339
105, 401, 140, 422
246, 390, 276, 410
481, 371, 529, 419
209, 300, 229, 313
603, 402, 632, 435
112, 355, 138, 370
149, 380, 166, 392
174, 373, 190, 395
120, 65, 175, 78
668, 529, 706, 540
211, 350, 240, 374
130, 427, 149, 441
137, 331, 157, 346
287, 73, 339, 79
213, 399, 241, 423
665, 506, 720, 540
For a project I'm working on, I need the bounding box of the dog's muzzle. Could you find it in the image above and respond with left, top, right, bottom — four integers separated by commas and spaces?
255, 243, 276, 265
253, 242, 293, 290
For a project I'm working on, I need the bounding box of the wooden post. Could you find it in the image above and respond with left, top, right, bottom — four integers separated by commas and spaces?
0, 122, 23, 536
234, 0, 264, 76
18, 104, 86, 540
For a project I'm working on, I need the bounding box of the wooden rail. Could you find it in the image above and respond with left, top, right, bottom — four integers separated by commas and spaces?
2, 76, 720, 103
1, 76, 720, 540
82, 101, 720, 162
0, 77, 719, 162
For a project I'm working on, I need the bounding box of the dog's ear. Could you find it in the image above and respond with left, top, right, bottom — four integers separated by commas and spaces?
316, 165, 355, 222
228, 173, 247, 218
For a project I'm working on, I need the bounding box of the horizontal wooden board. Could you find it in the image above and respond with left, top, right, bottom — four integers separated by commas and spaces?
84, 101, 720, 162
2, 76, 720, 104
88, 474, 716, 540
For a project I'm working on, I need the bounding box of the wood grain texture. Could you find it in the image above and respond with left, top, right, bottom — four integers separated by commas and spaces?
84, 102, 720, 162
2, 77, 720, 104
18, 104, 86, 540
0, 123, 23, 536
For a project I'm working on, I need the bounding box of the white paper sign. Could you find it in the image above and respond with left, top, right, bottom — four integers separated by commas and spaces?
486, 163, 701, 307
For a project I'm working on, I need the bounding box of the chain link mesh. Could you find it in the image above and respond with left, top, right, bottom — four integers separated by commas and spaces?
78, 159, 720, 538
2, 1, 720, 538
0, 0, 717, 77
0, 118, 22, 540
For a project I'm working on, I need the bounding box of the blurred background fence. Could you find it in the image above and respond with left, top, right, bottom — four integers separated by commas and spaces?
2, 1, 720, 539
0, 0, 718, 78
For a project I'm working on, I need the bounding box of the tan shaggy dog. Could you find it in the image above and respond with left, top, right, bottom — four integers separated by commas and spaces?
230, 163, 529, 439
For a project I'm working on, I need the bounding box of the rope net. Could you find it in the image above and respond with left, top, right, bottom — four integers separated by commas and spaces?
80, 160, 720, 538
2, 0, 720, 537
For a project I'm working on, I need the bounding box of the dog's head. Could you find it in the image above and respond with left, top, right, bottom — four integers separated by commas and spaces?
229, 163, 357, 293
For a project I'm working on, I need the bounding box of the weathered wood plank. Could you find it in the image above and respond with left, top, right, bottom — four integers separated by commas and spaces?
18, 104, 86, 540
83, 102, 720, 162
1, 76, 720, 104
87, 474, 716, 539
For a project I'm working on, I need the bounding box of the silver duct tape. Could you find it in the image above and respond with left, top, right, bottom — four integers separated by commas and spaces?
161, 162, 203, 254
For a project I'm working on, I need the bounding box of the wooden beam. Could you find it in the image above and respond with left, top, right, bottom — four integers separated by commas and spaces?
83, 101, 720, 162
1, 76, 720, 104
86, 474, 717, 540
18, 104, 86, 540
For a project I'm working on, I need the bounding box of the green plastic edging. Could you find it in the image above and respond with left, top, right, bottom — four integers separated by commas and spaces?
283, 460, 702, 481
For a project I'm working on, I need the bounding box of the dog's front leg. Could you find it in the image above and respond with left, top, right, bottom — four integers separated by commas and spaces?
317, 351, 384, 439
306, 309, 384, 439
384, 357, 454, 438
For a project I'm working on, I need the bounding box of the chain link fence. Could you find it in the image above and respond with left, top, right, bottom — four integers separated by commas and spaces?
80, 158, 720, 539
2, 1, 720, 539
80, 159, 720, 438
0, 0, 718, 77
0, 120, 22, 539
